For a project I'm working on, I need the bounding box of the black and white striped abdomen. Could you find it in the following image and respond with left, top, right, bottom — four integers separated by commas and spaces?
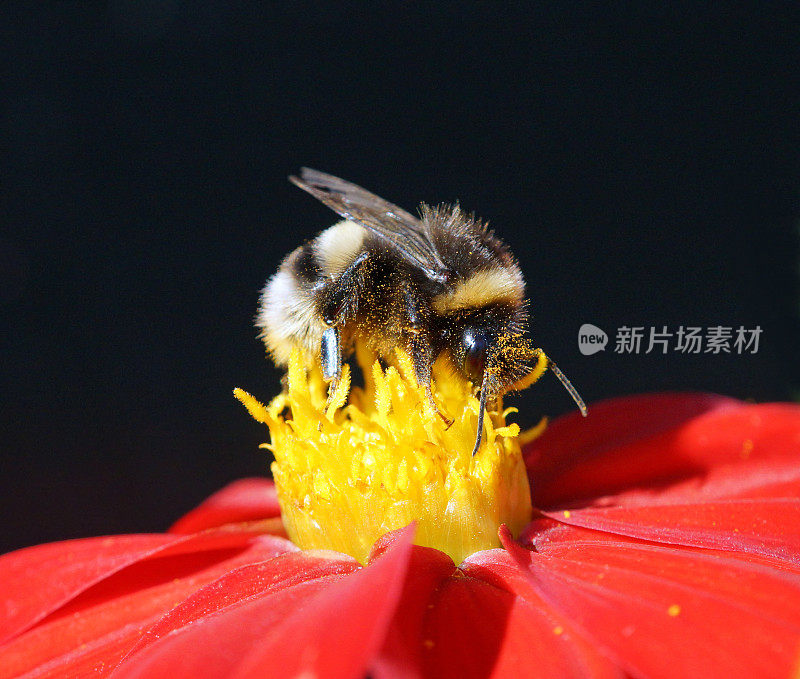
256, 220, 366, 365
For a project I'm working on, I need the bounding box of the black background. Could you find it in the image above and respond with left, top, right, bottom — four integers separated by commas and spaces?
2, 3, 798, 553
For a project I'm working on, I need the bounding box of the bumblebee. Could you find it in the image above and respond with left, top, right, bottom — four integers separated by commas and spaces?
257, 168, 587, 455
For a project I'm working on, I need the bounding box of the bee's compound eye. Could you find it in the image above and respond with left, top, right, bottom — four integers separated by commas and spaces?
462, 329, 488, 382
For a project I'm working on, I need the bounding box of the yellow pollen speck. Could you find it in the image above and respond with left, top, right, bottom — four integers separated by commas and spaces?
740, 438, 754, 459
236, 346, 539, 564
423, 640, 435, 650
563, 510, 571, 519
668, 604, 681, 617
553, 625, 564, 636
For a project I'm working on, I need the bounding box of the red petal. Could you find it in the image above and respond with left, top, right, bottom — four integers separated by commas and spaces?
591, 455, 800, 506
0, 534, 176, 645
371, 545, 455, 679
111, 525, 415, 679
0, 528, 293, 678
461, 550, 626, 679
169, 478, 282, 533
424, 555, 624, 679
540, 500, 800, 568
526, 395, 800, 508
370, 545, 623, 679
502, 522, 800, 679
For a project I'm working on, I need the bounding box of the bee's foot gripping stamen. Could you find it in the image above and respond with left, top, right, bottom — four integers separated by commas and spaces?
425, 385, 453, 428
317, 378, 340, 431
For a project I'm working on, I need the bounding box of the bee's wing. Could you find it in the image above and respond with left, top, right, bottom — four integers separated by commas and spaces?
290, 168, 450, 282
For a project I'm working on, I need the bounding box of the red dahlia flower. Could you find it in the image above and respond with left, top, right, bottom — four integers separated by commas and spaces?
2, 391, 800, 678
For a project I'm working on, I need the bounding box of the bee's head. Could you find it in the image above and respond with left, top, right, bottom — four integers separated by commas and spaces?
447, 304, 535, 399
447, 305, 588, 424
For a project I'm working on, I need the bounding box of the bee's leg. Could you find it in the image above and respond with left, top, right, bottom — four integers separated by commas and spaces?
316, 254, 370, 420
408, 331, 453, 428
471, 384, 490, 457
318, 251, 370, 326
428, 384, 453, 428
403, 283, 452, 426
318, 326, 344, 429
320, 324, 342, 398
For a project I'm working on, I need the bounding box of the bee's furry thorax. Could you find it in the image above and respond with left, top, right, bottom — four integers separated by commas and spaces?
257, 205, 527, 385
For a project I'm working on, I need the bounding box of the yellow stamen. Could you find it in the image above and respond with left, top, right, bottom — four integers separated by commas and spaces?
236, 347, 541, 564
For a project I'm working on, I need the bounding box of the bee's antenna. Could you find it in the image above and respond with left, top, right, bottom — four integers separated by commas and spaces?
544, 353, 588, 417
471, 383, 490, 457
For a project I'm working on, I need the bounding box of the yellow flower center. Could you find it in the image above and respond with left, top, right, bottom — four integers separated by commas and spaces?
235, 346, 545, 565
